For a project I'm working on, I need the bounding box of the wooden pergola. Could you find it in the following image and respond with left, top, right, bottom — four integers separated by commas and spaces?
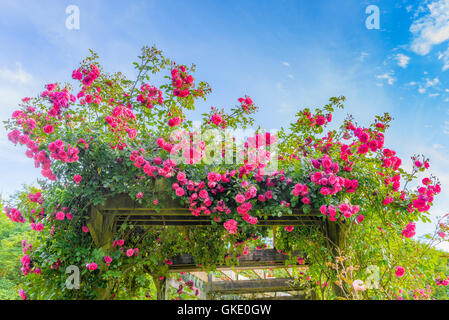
86, 180, 344, 300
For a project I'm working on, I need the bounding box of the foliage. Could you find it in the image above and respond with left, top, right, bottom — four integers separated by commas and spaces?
2, 45, 449, 300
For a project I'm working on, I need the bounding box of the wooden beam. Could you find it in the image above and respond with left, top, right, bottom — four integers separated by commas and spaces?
219, 270, 236, 281
96, 193, 321, 227
87, 207, 114, 250
251, 269, 264, 279
168, 249, 306, 272
258, 294, 307, 300
209, 278, 304, 294
190, 272, 209, 283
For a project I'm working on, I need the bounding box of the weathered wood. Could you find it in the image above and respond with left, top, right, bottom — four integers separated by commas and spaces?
208, 278, 305, 294
325, 220, 346, 298
95, 193, 321, 227
190, 272, 209, 283
153, 276, 167, 300
255, 294, 307, 300
87, 207, 115, 249
114, 219, 319, 227
168, 249, 305, 272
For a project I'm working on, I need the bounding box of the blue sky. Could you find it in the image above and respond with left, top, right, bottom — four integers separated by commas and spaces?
1, 0, 449, 240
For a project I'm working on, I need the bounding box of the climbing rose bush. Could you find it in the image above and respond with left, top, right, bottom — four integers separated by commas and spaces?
3, 46, 449, 300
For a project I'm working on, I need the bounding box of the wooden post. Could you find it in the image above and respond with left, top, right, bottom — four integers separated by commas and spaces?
325, 221, 346, 298
87, 207, 114, 250
96, 287, 112, 300
205, 273, 213, 300
153, 276, 167, 300
87, 207, 115, 300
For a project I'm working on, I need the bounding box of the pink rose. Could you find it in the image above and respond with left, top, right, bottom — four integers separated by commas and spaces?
395, 266, 405, 278
235, 193, 245, 203
223, 219, 238, 234
126, 249, 134, 257
86, 262, 98, 271
73, 174, 82, 184
55, 211, 65, 221
19, 289, 27, 300
43, 125, 54, 134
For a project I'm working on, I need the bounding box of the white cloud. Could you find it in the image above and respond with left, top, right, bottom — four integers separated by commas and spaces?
443, 120, 449, 134
376, 71, 396, 85
394, 53, 411, 68
359, 52, 369, 62
414, 76, 441, 94
425, 77, 440, 87
287, 74, 294, 79
0, 62, 32, 84
438, 45, 449, 70
282, 61, 290, 67
410, 0, 449, 55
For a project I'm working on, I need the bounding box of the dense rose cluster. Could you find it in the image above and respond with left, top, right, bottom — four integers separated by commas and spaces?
168, 116, 183, 127
381, 148, 402, 171
4, 207, 25, 223
28, 192, 43, 203
105, 104, 138, 145
72, 64, 100, 89
401, 222, 416, 238
310, 156, 358, 197
303, 111, 332, 127
411, 178, 441, 213
8, 129, 56, 180
319, 203, 360, 222
173, 170, 230, 217
20, 241, 40, 275
223, 219, 238, 234
48, 140, 79, 163
42, 84, 72, 117
210, 113, 223, 127
238, 96, 256, 113
171, 66, 193, 98
130, 148, 177, 178
436, 277, 449, 286
30, 222, 44, 231
137, 83, 163, 109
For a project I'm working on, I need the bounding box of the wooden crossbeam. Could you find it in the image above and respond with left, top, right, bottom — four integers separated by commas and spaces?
257, 294, 307, 300
168, 249, 305, 272
106, 210, 319, 225
96, 193, 321, 227
114, 219, 319, 227
207, 278, 304, 294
